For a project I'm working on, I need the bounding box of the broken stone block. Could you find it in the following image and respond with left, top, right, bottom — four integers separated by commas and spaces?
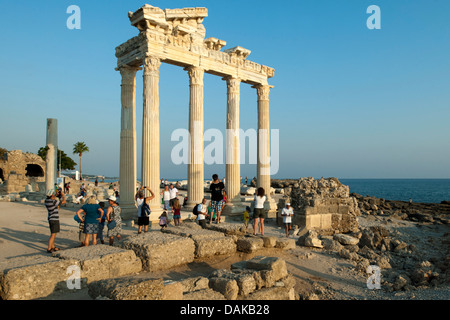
333, 234, 359, 246
236, 273, 257, 297
262, 236, 277, 248
53, 245, 142, 283
245, 256, 288, 282
163, 224, 237, 258
121, 232, 195, 271
183, 288, 226, 300
179, 276, 210, 293
0, 254, 78, 300
88, 276, 182, 300
209, 276, 239, 300
275, 238, 296, 250
245, 286, 296, 300
236, 237, 264, 253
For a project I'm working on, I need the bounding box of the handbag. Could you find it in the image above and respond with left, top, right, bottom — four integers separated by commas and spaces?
74, 214, 82, 223
107, 220, 117, 229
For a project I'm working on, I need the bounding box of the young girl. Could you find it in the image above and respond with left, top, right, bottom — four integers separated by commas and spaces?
159, 211, 169, 230
173, 199, 181, 226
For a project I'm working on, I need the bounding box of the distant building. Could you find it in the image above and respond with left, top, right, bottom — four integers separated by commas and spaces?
0, 150, 46, 194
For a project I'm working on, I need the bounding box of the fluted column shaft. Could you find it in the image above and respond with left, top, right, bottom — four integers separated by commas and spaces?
225, 77, 241, 204
255, 84, 272, 202
119, 66, 139, 219
186, 66, 204, 208
45, 118, 58, 192
142, 56, 162, 216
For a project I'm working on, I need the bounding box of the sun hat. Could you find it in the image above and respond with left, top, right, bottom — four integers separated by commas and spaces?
108, 195, 117, 202
286, 202, 290, 206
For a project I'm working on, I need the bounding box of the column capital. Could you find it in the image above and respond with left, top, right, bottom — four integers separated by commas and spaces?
225, 77, 241, 94
253, 84, 274, 101
185, 66, 204, 86
143, 56, 161, 76
118, 65, 141, 84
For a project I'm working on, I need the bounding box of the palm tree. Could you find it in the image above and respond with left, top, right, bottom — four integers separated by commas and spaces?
73, 142, 89, 180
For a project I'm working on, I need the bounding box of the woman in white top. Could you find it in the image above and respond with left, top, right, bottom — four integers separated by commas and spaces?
136, 186, 155, 234
253, 187, 266, 236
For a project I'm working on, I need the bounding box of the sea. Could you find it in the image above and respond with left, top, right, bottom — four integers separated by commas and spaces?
100, 177, 450, 204
340, 179, 450, 204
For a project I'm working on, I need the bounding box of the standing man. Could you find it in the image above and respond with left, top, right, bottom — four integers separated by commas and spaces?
136, 186, 155, 234
169, 183, 178, 211
281, 202, 294, 238
44, 189, 65, 253
209, 174, 225, 224
196, 198, 208, 229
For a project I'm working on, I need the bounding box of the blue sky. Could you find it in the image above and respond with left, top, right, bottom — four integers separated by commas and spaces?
0, 0, 449, 179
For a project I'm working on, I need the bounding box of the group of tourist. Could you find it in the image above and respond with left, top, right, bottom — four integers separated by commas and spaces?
44, 187, 122, 253
43, 173, 295, 253
74, 195, 122, 247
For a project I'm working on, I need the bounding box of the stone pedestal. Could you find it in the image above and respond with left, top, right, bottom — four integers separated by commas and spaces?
119, 66, 140, 220
142, 56, 163, 220
185, 66, 204, 209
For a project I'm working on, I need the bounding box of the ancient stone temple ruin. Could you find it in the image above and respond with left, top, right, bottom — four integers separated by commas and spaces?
0, 150, 45, 194
282, 177, 360, 235
115, 4, 277, 220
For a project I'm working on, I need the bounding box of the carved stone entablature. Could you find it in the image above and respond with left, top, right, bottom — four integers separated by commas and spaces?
224, 46, 251, 59
116, 4, 275, 84
164, 7, 208, 25
204, 37, 227, 51
128, 5, 170, 32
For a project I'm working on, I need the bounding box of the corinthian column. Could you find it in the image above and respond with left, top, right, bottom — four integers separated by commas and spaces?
142, 56, 162, 219
119, 66, 140, 220
223, 77, 244, 215
254, 84, 277, 217
185, 66, 204, 209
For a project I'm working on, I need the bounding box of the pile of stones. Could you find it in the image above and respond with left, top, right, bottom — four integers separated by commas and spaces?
88, 256, 297, 300
297, 225, 450, 292
281, 177, 360, 235
352, 193, 450, 225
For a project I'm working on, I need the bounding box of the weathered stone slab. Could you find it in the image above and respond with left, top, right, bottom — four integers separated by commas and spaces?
0, 254, 78, 300
121, 232, 195, 271
275, 238, 296, 250
244, 256, 288, 282
179, 276, 210, 293
333, 233, 359, 246
209, 275, 239, 300
262, 236, 277, 248
53, 245, 142, 283
244, 286, 296, 300
205, 222, 247, 236
163, 224, 236, 258
236, 237, 264, 253
88, 276, 183, 300
183, 288, 226, 300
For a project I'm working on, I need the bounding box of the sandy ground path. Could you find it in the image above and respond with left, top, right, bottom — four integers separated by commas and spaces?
1, 201, 448, 300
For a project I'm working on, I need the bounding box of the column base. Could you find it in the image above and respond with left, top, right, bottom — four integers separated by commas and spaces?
221, 202, 246, 216
120, 203, 137, 221
149, 206, 164, 223
265, 198, 278, 219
